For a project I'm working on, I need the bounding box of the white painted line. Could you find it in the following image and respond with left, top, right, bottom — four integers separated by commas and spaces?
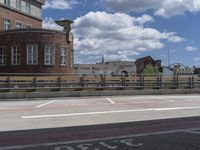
1, 127, 200, 150
106, 98, 115, 104
150, 96, 175, 102
0, 107, 7, 110
185, 130, 200, 134
169, 100, 175, 102
35, 100, 57, 108
65, 104, 87, 107
22, 106, 200, 119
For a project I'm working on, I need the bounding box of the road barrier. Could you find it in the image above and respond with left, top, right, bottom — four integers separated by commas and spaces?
0, 73, 199, 92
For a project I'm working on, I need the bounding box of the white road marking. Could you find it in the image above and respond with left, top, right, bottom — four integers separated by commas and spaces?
150, 96, 175, 102
22, 106, 200, 119
106, 98, 115, 104
1, 128, 200, 150
35, 100, 57, 108
0, 107, 7, 110
65, 104, 87, 107
185, 130, 200, 134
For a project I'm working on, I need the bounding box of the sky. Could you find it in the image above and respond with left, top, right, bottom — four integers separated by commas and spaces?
42, 0, 200, 67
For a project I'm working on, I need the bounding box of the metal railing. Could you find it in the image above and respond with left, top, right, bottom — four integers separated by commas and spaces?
0, 73, 199, 92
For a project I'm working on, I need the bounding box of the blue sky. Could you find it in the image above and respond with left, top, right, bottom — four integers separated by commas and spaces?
42, 0, 200, 67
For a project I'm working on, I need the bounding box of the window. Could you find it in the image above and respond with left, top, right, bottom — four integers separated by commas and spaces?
0, 47, 6, 65
27, 45, 38, 65
11, 46, 20, 65
16, 22, 22, 29
44, 45, 55, 65
60, 47, 67, 66
24, 25, 31, 28
4, 0, 10, 6
26, 2, 31, 14
16, 0, 21, 10
71, 49, 74, 67
4, 18, 11, 30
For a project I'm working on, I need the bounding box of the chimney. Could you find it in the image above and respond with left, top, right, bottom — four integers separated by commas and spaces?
55, 19, 73, 42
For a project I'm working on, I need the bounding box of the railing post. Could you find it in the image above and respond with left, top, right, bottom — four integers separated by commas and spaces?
159, 75, 162, 89
187, 76, 194, 89
101, 74, 106, 88
176, 75, 179, 89
124, 75, 126, 89
6, 76, 10, 89
192, 75, 194, 89
141, 74, 144, 89
81, 74, 85, 88
32, 76, 37, 91
122, 75, 125, 89
58, 74, 62, 90
156, 75, 160, 89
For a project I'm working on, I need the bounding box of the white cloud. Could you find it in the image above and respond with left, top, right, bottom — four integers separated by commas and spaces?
72, 11, 184, 63
161, 54, 166, 57
42, 12, 184, 64
42, 17, 63, 30
43, 0, 77, 9
193, 57, 200, 62
104, 0, 200, 18
186, 46, 198, 51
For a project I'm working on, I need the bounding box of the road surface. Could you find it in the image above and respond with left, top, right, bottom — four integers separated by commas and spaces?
0, 94, 200, 149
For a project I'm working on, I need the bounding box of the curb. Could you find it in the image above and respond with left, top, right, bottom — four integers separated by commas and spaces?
0, 89, 200, 100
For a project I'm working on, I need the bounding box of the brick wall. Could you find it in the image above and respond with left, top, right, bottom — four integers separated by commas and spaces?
0, 29, 74, 73
0, 5, 42, 31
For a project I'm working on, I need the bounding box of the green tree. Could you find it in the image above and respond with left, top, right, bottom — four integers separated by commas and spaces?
142, 65, 160, 75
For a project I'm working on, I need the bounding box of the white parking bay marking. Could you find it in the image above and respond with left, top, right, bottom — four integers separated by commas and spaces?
150, 96, 175, 102
36, 100, 57, 108
0, 107, 7, 110
185, 130, 200, 134
22, 106, 200, 119
106, 98, 115, 104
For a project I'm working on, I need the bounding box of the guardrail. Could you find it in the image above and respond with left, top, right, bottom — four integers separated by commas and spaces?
0, 73, 199, 92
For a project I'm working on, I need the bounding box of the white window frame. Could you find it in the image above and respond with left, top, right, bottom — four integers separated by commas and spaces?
24, 24, 32, 28
0, 47, 6, 66
16, 21, 23, 29
71, 49, 74, 67
27, 44, 38, 65
4, 0, 10, 6
4, 18, 11, 31
44, 45, 55, 66
60, 47, 67, 66
11, 46, 20, 65
16, 0, 22, 10
26, 1, 31, 14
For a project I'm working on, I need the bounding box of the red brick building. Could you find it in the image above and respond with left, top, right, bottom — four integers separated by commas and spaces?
0, 0, 74, 73
0, 0, 44, 30
135, 56, 161, 74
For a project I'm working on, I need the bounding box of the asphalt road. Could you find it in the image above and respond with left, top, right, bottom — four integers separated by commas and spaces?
1, 94, 200, 149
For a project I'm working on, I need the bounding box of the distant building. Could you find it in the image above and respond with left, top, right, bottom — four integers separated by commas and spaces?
135, 56, 161, 74
74, 61, 136, 76
194, 68, 200, 75
0, 0, 44, 30
0, 0, 74, 73
173, 67, 195, 75
162, 67, 173, 76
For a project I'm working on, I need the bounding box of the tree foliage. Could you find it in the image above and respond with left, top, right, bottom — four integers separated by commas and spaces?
142, 65, 160, 75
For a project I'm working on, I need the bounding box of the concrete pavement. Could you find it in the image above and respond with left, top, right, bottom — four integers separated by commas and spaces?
0, 95, 200, 131
1, 95, 200, 149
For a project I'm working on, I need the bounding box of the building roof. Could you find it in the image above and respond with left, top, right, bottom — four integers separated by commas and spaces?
0, 28, 65, 35
36, 0, 45, 4
135, 56, 153, 62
